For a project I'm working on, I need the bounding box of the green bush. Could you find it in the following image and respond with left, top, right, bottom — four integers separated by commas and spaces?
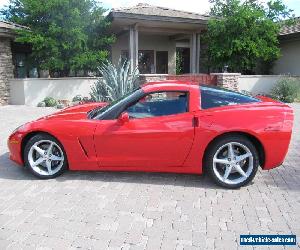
43, 97, 57, 107
82, 97, 90, 103
37, 101, 46, 107
72, 95, 82, 102
270, 77, 300, 103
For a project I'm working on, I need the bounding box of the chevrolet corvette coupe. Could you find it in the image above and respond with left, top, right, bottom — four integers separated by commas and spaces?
8, 82, 293, 188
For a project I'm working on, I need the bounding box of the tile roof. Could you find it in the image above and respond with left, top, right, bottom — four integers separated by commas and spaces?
111, 3, 210, 21
280, 17, 300, 36
0, 20, 28, 30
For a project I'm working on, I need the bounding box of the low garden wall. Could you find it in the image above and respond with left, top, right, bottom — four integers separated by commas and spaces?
9, 74, 171, 106
9, 77, 98, 106
9, 74, 300, 106
238, 75, 280, 94
238, 75, 300, 94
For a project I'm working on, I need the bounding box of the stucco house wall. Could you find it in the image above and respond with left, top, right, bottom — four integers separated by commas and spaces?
111, 33, 176, 74
273, 38, 300, 75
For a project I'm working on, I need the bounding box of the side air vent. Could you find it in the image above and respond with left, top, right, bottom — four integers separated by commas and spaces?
78, 139, 88, 157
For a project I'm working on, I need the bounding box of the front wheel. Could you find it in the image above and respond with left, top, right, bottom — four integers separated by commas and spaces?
205, 135, 259, 188
24, 133, 68, 179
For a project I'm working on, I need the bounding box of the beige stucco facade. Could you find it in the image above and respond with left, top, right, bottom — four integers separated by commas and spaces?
273, 38, 300, 75
109, 4, 207, 75
111, 32, 177, 74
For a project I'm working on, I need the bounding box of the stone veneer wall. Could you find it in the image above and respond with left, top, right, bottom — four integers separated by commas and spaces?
211, 73, 241, 91
0, 38, 14, 105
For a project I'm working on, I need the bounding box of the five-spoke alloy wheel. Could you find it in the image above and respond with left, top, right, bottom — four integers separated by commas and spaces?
205, 135, 259, 188
24, 134, 67, 178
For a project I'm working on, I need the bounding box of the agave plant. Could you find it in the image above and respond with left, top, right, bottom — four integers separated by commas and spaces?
90, 58, 140, 102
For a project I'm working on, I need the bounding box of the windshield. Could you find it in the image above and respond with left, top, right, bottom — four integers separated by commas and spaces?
89, 87, 141, 119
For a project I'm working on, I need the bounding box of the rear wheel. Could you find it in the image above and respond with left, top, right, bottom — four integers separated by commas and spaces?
205, 135, 259, 188
24, 134, 67, 179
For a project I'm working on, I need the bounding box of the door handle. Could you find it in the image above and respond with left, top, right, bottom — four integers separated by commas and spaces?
192, 117, 199, 127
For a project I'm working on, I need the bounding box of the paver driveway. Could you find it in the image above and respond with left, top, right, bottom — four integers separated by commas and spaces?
0, 105, 299, 250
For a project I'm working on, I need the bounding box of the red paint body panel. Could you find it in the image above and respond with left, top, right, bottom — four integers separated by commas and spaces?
94, 112, 195, 168
8, 82, 293, 175
8, 132, 23, 165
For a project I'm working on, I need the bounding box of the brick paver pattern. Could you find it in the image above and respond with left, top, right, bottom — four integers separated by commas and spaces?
0, 105, 299, 250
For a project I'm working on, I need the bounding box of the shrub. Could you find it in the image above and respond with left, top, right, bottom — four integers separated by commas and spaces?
90, 58, 140, 102
56, 103, 65, 109
176, 53, 183, 75
37, 101, 46, 107
72, 95, 82, 102
43, 97, 57, 107
82, 97, 90, 103
270, 77, 300, 103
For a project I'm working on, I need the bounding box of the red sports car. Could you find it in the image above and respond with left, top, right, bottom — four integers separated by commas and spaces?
8, 82, 293, 188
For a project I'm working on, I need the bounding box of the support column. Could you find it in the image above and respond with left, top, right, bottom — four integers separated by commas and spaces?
129, 25, 138, 73
196, 33, 201, 73
210, 73, 241, 91
190, 33, 201, 74
190, 33, 196, 74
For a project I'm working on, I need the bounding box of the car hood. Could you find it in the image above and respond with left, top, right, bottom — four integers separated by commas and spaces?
40, 102, 108, 120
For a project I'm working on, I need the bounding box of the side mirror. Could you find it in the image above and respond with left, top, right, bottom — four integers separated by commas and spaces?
118, 112, 129, 124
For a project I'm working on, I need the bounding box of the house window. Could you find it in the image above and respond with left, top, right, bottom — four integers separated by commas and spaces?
138, 50, 154, 74
120, 50, 156, 74
12, 42, 37, 78
14, 53, 27, 78
156, 51, 168, 74
121, 50, 129, 63
176, 47, 190, 74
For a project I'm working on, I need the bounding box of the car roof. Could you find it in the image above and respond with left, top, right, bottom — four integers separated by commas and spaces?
141, 80, 202, 91
141, 80, 225, 92
142, 80, 192, 86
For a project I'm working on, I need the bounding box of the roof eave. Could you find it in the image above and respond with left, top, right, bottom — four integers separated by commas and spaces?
110, 12, 209, 25
0, 28, 16, 38
279, 31, 300, 41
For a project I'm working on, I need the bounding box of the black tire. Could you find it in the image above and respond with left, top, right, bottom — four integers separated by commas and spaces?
24, 133, 68, 179
204, 135, 259, 189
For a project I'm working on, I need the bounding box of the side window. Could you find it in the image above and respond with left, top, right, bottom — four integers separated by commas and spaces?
200, 86, 260, 109
126, 91, 188, 119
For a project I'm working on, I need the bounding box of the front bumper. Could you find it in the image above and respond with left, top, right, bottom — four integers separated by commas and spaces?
7, 132, 24, 166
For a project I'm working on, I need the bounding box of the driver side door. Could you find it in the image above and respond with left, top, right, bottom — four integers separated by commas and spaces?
94, 91, 195, 169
